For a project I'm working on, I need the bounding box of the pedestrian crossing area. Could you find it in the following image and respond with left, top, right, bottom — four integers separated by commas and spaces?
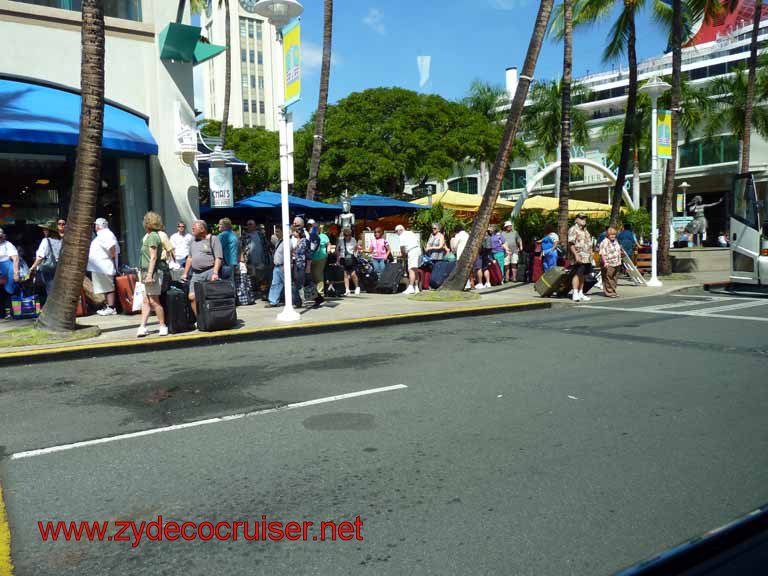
582, 295, 768, 323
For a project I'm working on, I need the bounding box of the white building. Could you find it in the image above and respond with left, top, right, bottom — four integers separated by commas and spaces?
0, 0, 217, 264
200, 0, 282, 130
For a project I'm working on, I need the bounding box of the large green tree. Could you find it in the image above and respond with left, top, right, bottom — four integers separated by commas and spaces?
38, 0, 105, 332
704, 66, 768, 150
317, 87, 503, 198
442, 0, 556, 291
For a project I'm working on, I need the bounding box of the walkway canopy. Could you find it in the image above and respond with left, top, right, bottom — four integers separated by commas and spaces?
248, 191, 341, 215
346, 194, 428, 219
411, 190, 517, 218
200, 191, 341, 220
520, 195, 619, 217
0, 78, 158, 155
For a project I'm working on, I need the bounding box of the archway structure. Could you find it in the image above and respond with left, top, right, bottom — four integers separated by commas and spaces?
511, 158, 635, 219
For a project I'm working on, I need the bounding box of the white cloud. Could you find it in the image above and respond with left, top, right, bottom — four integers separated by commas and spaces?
363, 8, 386, 35
302, 41, 341, 74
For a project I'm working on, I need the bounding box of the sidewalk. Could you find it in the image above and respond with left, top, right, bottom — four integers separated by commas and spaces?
0, 271, 725, 365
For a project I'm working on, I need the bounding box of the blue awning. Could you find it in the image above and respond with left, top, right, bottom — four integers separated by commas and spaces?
0, 78, 158, 155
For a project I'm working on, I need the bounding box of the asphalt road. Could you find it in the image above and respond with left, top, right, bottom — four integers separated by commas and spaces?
1, 290, 767, 575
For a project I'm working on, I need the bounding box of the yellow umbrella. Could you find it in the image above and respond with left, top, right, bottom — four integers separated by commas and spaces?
521, 195, 619, 217
411, 190, 517, 213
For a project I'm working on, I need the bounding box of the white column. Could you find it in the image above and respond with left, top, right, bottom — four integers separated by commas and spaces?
275, 31, 299, 321
287, 112, 295, 185
648, 95, 662, 287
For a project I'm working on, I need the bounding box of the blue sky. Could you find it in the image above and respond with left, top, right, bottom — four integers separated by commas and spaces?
195, 0, 670, 127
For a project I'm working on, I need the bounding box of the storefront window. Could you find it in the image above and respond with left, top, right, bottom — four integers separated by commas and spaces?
679, 135, 739, 168
448, 177, 478, 195
14, 0, 143, 22
502, 169, 527, 190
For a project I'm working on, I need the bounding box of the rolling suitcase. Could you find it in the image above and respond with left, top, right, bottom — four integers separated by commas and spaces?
429, 260, 456, 289
532, 255, 544, 283
325, 263, 345, 295
421, 269, 431, 290
488, 260, 503, 286
535, 266, 571, 297
116, 273, 139, 314
193, 280, 237, 332
165, 285, 195, 334
377, 260, 405, 293
515, 252, 528, 283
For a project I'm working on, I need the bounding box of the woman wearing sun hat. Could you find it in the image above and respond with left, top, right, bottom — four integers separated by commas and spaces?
28, 219, 65, 297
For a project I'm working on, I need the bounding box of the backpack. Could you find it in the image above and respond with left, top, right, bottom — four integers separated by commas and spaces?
309, 228, 321, 254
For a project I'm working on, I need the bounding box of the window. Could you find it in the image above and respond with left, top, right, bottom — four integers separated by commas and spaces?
259, 101, 265, 114
248, 19, 255, 38
241, 49, 248, 63
258, 76, 265, 90
256, 21, 263, 39
15, 0, 142, 21
249, 50, 255, 63
239, 19, 247, 38
679, 135, 739, 168
257, 51, 264, 65
250, 76, 256, 89
251, 100, 259, 115
243, 99, 250, 113
502, 169, 527, 190
448, 177, 479, 195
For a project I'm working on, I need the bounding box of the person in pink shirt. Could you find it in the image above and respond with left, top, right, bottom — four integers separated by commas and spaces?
366, 227, 391, 275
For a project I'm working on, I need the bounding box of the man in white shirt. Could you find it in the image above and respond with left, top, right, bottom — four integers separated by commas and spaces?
395, 225, 422, 294
0, 227, 20, 318
170, 221, 193, 267
88, 218, 120, 315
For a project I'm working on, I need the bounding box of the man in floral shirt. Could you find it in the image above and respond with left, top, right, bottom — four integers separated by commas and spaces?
598, 226, 622, 298
567, 213, 593, 302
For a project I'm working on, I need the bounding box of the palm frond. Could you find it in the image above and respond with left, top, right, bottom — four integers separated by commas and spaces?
602, 7, 632, 62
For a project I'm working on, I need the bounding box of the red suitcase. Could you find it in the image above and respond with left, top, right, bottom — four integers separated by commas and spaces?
532, 255, 544, 282
421, 270, 431, 290
116, 273, 139, 314
488, 260, 503, 286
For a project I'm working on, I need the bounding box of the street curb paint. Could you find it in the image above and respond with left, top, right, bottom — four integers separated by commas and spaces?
0, 483, 12, 576
0, 301, 550, 367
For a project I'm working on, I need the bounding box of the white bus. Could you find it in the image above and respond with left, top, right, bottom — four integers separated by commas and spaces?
729, 173, 768, 286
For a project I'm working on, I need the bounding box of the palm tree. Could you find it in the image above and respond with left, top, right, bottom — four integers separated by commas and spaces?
558, 0, 574, 242
742, 0, 764, 173
306, 0, 333, 200
704, 66, 768, 148
442, 0, 555, 291
462, 79, 507, 121
523, 80, 590, 158
218, 0, 231, 143
37, 0, 105, 333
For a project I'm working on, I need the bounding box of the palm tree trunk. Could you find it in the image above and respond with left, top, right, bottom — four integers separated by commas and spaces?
659, 0, 682, 275
306, 0, 333, 200
609, 6, 637, 227
442, 0, 555, 290
219, 0, 231, 143
37, 0, 105, 332
558, 0, 573, 243
741, 0, 762, 174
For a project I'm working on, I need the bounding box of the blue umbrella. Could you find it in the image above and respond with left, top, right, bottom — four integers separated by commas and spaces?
348, 194, 429, 219
248, 191, 342, 215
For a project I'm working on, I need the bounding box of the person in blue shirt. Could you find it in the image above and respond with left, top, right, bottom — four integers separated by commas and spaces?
217, 218, 240, 269
540, 225, 559, 272
617, 223, 640, 259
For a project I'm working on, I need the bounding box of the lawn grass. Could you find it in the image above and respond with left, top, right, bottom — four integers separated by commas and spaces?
1, 325, 100, 348
407, 290, 481, 302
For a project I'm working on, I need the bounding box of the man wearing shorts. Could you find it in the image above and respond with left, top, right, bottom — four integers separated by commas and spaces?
502, 220, 523, 282
182, 220, 223, 316
568, 213, 593, 302
395, 225, 421, 295
88, 218, 120, 315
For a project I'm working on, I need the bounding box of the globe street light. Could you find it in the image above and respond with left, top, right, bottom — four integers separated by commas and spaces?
253, 0, 304, 321
639, 77, 670, 287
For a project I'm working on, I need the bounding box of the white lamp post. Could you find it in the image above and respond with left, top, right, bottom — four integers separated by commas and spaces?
253, 0, 304, 321
639, 77, 670, 287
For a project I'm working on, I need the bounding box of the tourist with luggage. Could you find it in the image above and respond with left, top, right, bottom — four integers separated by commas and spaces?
182, 220, 223, 317
28, 220, 64, 297
425, 223, 447, 262
337, 226, 360, 296
137, 211, 168, 337
598, 226, 622, 298
366, 226, 390, 275
490, 225, 507, 281
0, 227, 20, 319
568, 213, 593, 303
170, 221, 192, 268
502, 221, 523, 282
395, 225, 422, 295
541, 225, 559, 273
88, 218, 120, 316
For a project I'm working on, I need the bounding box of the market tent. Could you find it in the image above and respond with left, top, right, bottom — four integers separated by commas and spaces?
410, 190, 517, 218
521, 195, 618, 217
248, 191, 342, 216
348, 193, 428, 219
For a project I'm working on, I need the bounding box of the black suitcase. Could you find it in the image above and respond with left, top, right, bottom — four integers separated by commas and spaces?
193, 280, 237, 332
377, 260, 405, 293
325, 263, 346, 295
165, 286, 195, 334
429, 260, 456, 289
515, 252, 528, 283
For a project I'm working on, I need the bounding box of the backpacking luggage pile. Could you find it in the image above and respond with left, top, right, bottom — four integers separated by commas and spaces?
193, 280, 237, 332
428, 260, 456, 289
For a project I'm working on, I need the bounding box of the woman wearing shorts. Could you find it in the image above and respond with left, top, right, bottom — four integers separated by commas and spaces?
337, 227, 360, 296
137, 211, 168, 337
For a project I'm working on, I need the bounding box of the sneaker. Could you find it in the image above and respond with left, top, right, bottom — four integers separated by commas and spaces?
97, 307, 116, 316
403, 286, 415, 295
465, 281, 472, 290
354, 287, 361, 295
157, 325, 168, 336
572, 294, 582, 303
580, 294, 592, 302
414, 287, 420, 294
136, 325, 148, 338
344, 290, 351, 296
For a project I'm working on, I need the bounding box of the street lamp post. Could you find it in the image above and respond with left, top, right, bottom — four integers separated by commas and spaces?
639, 77, 670, 288
253, 0, 304, 321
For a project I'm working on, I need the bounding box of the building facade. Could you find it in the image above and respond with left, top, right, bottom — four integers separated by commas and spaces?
200, 0, 282, 130
0, 0, 205, 265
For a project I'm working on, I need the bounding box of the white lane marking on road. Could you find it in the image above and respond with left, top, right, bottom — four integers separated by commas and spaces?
10, 384, 408, 461
687, 300, 768, 315
632, 298, 729, 311
567, 395, 580, 400
580, 305, 768, 322
672, 294, 767, 301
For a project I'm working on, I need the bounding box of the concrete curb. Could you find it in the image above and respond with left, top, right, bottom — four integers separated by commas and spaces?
0, 482, 12, 576
0, 301, 550, 368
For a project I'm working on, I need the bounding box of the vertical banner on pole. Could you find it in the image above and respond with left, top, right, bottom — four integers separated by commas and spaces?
657, 110, 672, 159
209, 167, 234, 208
282, 19, 301, 108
